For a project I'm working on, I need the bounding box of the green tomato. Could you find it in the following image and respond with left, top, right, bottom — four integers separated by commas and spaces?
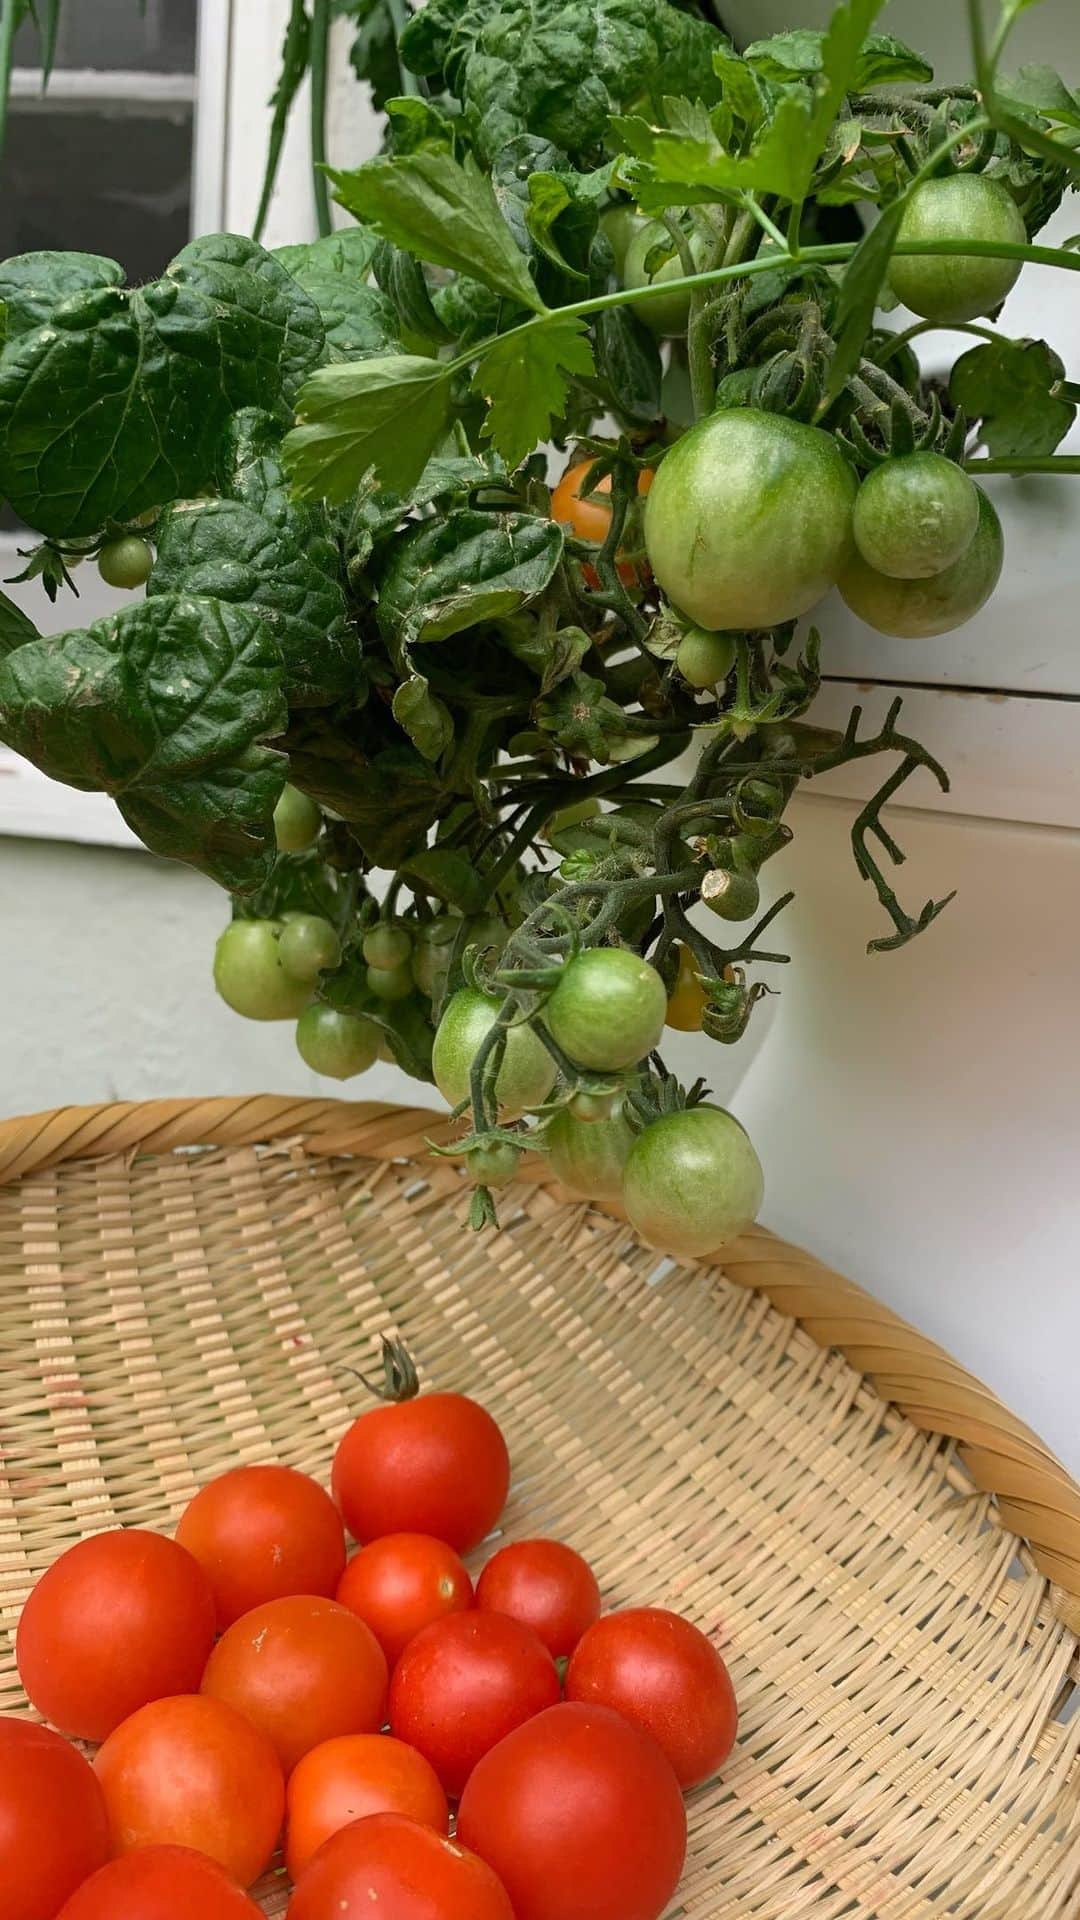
213, 920, 311, 1021
296, 1003, 379, 1079
273, 784, 321, 853
622, 1105, 764, 1259
411, 916, 461, 998
278, 913, 341, 983
466, 1141, 522, 1189
840, 484, 1003, 636
546, 1103, 635, 1201
599, 203, 642, 277
569, 1088, 620, 1123
888, 175, 1027, 323
853, 453, 980, 580
545, 948, 667, 1073
676, 628, 738, 689
433, 988, 557, 1118
623, 219, 708, 337
362, 922, 413, 969
644, 409, 857, 632
367, 961, 415, 1002
97, 535, 153, 589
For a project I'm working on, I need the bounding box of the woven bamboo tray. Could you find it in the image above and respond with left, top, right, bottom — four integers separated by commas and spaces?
1, 1096, 1078, 1919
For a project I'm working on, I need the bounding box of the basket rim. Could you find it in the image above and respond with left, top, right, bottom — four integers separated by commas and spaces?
1, 1091, 1078, 1629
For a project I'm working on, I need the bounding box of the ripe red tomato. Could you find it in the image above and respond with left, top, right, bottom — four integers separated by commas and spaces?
549, 461, 654, 589
201, 1594, 387, 1775
93, 1694, 284, 1888
565, 1606, 737, 1787
15, 1529, 216, 1741
475, 1540, 601, 1659
336, 1533, 473, 1668
285, 1733, 448, 1881
55, 1846, 263, 1920
175, 1464, 346, 1629
288, 1812, 514, 1920
0, 1717, 109, 1920
332, 1394, 509, 1553
389, 1612, 560, 1797
457, 1701, 686, 1920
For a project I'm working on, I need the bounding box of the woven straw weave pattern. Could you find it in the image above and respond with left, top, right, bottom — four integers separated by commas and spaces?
0, 1101, 1078, 1917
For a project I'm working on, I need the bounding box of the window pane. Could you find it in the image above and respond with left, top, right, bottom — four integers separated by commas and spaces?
14, 0, 197, 74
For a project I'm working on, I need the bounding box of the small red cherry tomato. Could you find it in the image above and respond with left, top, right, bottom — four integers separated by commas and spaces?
389, 1612, 560, 1798
332, 1391, 509, 1553
55, 1846, 263, 1920
15, 1529, 216, 1742
175, 1464, 346, 1629
0, 1716, 109, 1920
285, 1733, 449, 1882
200, 1594, 388, 1775
288, 1812, 515, 1920
336, 1532, 473, 1668
475, 1539, 601, 1659
565, 1605, 738, 1786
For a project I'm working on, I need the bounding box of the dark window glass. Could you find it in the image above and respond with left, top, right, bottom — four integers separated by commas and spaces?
14, 0, 197, 74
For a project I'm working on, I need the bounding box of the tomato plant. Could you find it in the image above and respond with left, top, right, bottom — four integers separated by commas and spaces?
622, 1104, 765, 1260
336, 1531, 474, 1668
285, 1734, 449, 1881
15, 1529, 216, 1742
888, 176, 1027, 323
175, 1463, 346, 1629
201, 1594, 388, 1775
0, 1717, 109, 1920
389, 1611, 561, 1797
476, 1539, 601, 1658
456, 1701, 687, 1920
288, 1812, 515, 1920
93, 1694, 285, 1887
55, 1847, 264, 1920
566, 1606, 738, 1787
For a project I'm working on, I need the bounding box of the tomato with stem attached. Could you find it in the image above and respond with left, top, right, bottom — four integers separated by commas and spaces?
545, 1101, 635, 1200
840, 483, 1003, 636
676, 627, 737, 690
433, 988, 557, 1118
853, 453, 980, 580
566, 1606, 738, 1787
389, 1612, 561, 1798
476, 1540, 601, 1659
887, 174, 1026, 323
623, 218, 709, 337
288, 1813, 515, 1920
336, 1532, 474, 1670
97, 535, 153, 589
332, 1378, 510, 1553
285, 1735, 449, 1882
545, 949, 667, 1073
175, 1463, 346, 1630
621, 1105, 764, 1259
0, 1717, 109, 1920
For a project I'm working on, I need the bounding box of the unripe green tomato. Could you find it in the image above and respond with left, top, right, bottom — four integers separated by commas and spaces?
853, 454, 980, 580
569, 1088, 619, 1123
547, 1103, 635, 1201
273, 784, 321, 853
97, 534, 153, 589
887, 175, 1026, 324
622, 1105, 764, 1258
840, 484, 1003, 636
466, 1141, 522, 1189
411, 916, 461, 998
545, 948, 667, 1073
296, 1003, 379, 1079
362, 922, 413, 969
599, 203, 642, 277
623, 219, 708, 337
366, 961, 415, 1002
433, 988, 557, 1119
278, 913, 341, 982
676, 629, 738, 689
213, 920, 311, 1021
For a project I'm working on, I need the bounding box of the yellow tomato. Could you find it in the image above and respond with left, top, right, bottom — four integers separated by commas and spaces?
665, 943, 708, 1032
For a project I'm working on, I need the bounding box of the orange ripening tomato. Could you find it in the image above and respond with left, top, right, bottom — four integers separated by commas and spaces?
15, 1529, 216, 1742
201, 1594, 388, 1776
665, 941, 709, 1033
285, 1733, 449, 1882
475, 1539, 601, 1660
94, 1694, 285, 1888
389, 1611, 560, 1798
332, 1393, 509, 1553
336, 1532, 473, 1669
55, 1846, 264, 1920
566, 1605, 738, 1787
549, 460, 654, 589
0, 1716, 109, 1920
288, 1812, 515, 1920
175, 1464, 346, 1629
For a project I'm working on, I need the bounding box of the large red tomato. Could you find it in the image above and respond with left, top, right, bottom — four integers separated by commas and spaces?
15, 1530, 216, 1741
55, 1847, 263, 1920
457, 1702, 686, 1920
175, 1464, 346, 1629
475, 1540, 601, 1659
332, 1394, 509, 1552
0, 1717, 109, 1920
93, 1694, 284, 1887
285, 1734, 448, 1882
201, 1594, 387, 1775
288, 1812, 514, 1920
389, 1612, 560, 1797
336, 1533, 473, 1668
565, 1606, 737, 1787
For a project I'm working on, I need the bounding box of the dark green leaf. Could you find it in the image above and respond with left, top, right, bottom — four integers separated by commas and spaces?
274, 226, 379, 281
592, 306, 663, 426
0, 584, 36, 658
385, 95, 459, 156
821, 197, 903, 409
497, 619, 590, 693
744, 28, 931, 90
378, 507, 564, 646
345, 0, 405, 111
951, 337, 1075, 457
0, 251, 124, 335
284, 354, 455, 502
286, 724, 443, 865
372, 240, 453, 345
0, 595, 287, 888
392, 674, 455, 761
329, 151, 544, 313
473, 316, 595, 467
997, 65, 1080, 129
399, 846, 487, 914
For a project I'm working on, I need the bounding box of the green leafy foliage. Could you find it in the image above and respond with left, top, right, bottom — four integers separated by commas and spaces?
0, 585, 36, 659
744, 29, 932, 89
284, 354, 455, 501
377, 508, 564, 647
951, 337, 1076, 456
473, 317, 595, 466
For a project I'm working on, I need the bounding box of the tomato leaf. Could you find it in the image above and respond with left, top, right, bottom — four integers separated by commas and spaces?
744, 29, 932, 90
328, 151, 545, 314
0, 251, 125, 335
820, 196, 905, 410
392, 674, 455, 762
378, 507, 564, 647
284, 355, 455, 503
496, 620, 591, 694
473, 316, 595, 468
950, 337, 1076, 457
0, 584, 37, 660
274, 226, 379, 283
371, 240, 454, 346
399, 846, 488, 915
0, 596, 288, 889
591, 306, 663, 427
997, 65, 1080, 130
